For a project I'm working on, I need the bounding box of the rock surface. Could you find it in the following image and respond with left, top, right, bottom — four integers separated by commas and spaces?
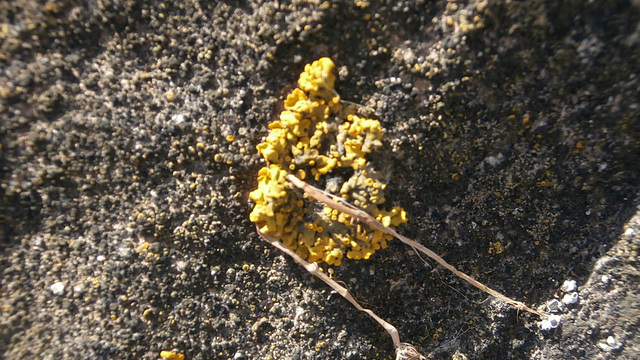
1, 0, 638, 359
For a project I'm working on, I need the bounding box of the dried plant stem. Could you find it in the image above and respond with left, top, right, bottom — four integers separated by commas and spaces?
256, 226, 402, 348
258, 226, 426, 359
286, 174, 547, 318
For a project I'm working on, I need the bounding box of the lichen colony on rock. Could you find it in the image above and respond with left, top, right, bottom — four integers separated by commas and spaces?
249, 58, 407, 266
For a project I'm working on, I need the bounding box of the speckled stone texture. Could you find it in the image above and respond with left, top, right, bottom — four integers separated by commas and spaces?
1, 1, 638, 359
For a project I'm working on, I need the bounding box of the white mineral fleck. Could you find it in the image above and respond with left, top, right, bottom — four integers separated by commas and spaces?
561, 279, 578, 293
562, 292, 579, 305
538, 314, 562, 331
547, 299, 564, 313
50, 282, 65, 296
599, 335, 624, 352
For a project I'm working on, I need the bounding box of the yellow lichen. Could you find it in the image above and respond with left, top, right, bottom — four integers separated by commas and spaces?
160, 351, 185, 360
488, 241, 504, 255
298, 57, 336, 100
249, 58, 407, 266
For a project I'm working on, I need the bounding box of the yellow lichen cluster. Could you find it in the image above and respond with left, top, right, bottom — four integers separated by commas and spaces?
249, 58, 407, 266
160, 351, 185, 360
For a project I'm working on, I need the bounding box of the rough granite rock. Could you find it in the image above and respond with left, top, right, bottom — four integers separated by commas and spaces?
0, 0, 638, 359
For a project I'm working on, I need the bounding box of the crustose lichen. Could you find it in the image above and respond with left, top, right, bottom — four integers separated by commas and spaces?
249, 57, 407, 266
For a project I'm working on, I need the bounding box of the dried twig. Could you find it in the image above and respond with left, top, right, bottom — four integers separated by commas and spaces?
257, 226, 401, 347
257, 226, 426, 359
285, 174, 547, 317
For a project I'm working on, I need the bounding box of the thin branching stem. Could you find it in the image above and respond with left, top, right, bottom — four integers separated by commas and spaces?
285, 174, 547, 317
256, 226, 402, 348
257, 226, 427, 360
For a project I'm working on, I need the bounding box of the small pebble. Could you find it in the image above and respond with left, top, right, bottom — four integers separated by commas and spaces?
50, 282, 65, 296
599, 335, 624, 352
547, 299, 564, 313
538, 314, 562, 331
601, 274, 611, 284
561, 292, 579, 305
561, 279, 577, 293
